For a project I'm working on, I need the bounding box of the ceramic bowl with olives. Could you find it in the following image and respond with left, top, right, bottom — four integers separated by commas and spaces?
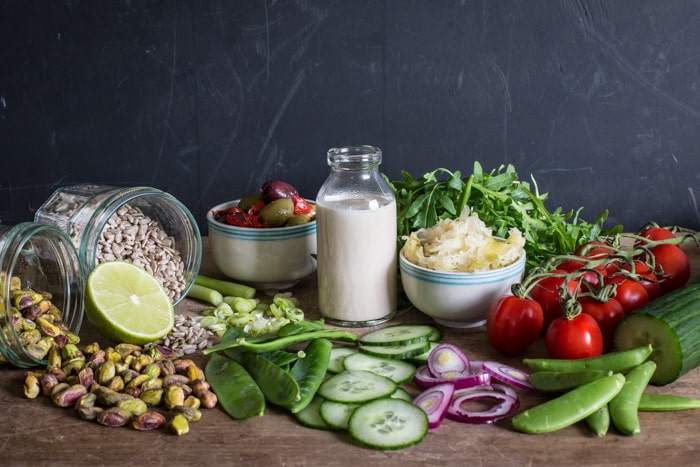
207, 181, 317, 289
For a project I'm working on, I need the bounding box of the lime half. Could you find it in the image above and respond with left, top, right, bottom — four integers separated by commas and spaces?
85, 261, 175, 345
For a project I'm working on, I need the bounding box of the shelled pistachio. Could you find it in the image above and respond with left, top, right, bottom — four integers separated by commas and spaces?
23, 341, 215, 436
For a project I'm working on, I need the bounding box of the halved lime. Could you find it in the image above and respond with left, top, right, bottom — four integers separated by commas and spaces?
85, 261, 174, 345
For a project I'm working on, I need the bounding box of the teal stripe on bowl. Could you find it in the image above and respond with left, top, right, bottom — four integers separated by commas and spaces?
208, 219, 316, 241
399, 255, 524, 286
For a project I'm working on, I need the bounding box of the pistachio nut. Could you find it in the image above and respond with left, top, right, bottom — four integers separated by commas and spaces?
96, 407, 132, 427
114, 343, 142, 359
168, 413, 190, 436
51, 383, 88, 408
172, 405, 202, 422
132, 411, 166, 431
97, 361, 116, 385
164, 385, 185, 410
77, 404, 104, 421
23, 372, 41, 399
77, 367, 94, 387
106, 375, 125, 392
117, 397, 148, 417
139, 388, 164, 406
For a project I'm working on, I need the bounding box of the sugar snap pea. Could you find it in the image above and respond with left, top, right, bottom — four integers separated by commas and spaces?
204, 353, 265, 419
287, 338, 333, 413
522, 345, 652, 373
204, 329, 358, 355
637, 392, 700, 411
609, 360, 656, 436
585, 405, 610, 437
277, 319, 326, 337
512, 373, 625, 434
529, 369, 612, 393
239, 351, 301, 407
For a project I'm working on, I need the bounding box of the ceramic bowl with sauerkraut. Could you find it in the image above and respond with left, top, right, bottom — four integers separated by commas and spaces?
399, 210, 526, 328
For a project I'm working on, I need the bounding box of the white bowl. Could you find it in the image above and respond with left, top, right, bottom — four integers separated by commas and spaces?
207, 200, 317, 290
399, 248, 526, 328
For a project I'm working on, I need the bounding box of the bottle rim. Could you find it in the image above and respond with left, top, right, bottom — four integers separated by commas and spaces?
327, 145, 382, 167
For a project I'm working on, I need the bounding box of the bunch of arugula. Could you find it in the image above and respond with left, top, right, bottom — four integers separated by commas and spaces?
385, 162, 622, 272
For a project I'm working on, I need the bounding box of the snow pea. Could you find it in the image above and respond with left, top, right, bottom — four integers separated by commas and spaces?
609, 360, 656, 436
204, 329, 358, 355
204, 353, 265, 419
637, 393, 700, 411
529, 369, 612, 393
585, 405, 610, 437
512, 373, 625, 434
277, 319, 325, 337
522, 345, 652, 374
287, 338, 333, 413
239, 351, 301, 407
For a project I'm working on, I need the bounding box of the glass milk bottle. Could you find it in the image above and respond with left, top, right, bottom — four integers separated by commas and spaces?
315, 145, 397, 327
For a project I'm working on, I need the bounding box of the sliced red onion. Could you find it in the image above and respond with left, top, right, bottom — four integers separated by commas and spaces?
412, 382, 455, 429
414, 364, 491, 390
446, 390, 520, 424
491, 382, 518, 401
427, 343, 470, 378
481, 361, 535, 392
452, 384, 495, 398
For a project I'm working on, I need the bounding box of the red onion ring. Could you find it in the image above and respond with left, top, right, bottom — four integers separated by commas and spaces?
446, 390, 520, 424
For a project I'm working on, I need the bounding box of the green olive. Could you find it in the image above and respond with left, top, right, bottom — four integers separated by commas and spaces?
260, 198, 294, 227
285, 214, 312, 226
237, 194, 262, 212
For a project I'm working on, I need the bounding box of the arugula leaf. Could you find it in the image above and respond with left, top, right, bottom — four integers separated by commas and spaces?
384, 162, 622, 272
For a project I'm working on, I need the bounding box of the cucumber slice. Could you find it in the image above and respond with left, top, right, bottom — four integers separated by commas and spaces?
348, 398, 429, 450
327, 346, 357, 374
358, 340, 431, 360
359, 324, 437, 346
294, 395, 334, 430
342, 352, 416, 384
410, 341, 440, 364
317, 370, 397, 404
319, 399, 359, 430
390, 387, 414, 401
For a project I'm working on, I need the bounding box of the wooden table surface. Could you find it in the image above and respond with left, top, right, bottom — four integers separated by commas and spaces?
2, 238, 699, 467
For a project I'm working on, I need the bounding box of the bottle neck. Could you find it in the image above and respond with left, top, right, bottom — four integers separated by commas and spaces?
327, 145, 382, 172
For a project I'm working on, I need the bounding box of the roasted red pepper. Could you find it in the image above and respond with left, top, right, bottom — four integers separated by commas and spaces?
292, 195, 313, 215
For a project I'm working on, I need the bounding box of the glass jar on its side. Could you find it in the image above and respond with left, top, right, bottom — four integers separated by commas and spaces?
0, 223, 84, 368
34, 184, 202, 305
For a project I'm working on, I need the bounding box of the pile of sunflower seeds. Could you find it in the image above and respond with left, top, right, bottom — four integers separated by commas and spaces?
96, 204, 187, 302
151, 314, 217, 357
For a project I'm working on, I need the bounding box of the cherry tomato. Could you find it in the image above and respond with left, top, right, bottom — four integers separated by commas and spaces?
545, 313, 603, 359
649, 243, 690, 294
605, 275, 649, 315
579, 297, 626, 352
638, 270, 662, 301
639, 226, 676, 242
529, 270, 570, 328
487, 296, 544, 356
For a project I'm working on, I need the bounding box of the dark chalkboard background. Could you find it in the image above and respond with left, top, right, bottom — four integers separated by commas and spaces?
2, 0, 700, 235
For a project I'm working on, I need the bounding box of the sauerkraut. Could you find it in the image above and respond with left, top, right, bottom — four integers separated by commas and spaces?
401, 210, 525, 273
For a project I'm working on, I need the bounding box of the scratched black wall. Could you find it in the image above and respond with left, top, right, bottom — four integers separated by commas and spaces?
2, 0, 700, 235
